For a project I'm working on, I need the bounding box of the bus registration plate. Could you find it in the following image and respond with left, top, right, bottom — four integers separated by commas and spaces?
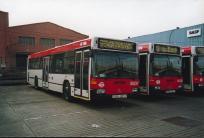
166, 90, 175, 93
112, 94, 127, 99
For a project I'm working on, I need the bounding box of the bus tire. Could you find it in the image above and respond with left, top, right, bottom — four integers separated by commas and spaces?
34, 76, 38, 89
63, 81, 74, 102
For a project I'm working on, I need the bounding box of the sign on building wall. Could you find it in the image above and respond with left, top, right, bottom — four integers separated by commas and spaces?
187, 28, 201, 38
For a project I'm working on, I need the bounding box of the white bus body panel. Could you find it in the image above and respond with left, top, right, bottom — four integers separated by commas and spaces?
48, 73, 74, 93
28, 69, 43, 87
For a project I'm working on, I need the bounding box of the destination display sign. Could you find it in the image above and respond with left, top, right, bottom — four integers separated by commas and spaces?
154, 44, 180, 54
196, 47, 204, 54
98, 38, 136, 52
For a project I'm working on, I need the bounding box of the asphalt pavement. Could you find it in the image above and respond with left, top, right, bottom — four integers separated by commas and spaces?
0, 85, 204, 137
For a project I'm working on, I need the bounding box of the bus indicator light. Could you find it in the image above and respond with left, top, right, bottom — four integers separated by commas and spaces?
130, 81, 138, 86
177, 79, 183, 83
91, 78, 97, 85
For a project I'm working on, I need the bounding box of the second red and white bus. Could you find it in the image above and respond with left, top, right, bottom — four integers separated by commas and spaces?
138, 43, 183, 95
182, 46, 204, 92
27, 37, 139, 101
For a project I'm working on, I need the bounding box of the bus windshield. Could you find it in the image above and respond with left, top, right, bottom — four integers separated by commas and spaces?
151, 54, 181, 76
194, 55, 204, 76
92, 51, 138, 78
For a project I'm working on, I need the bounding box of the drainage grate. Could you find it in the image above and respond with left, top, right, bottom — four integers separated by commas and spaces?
162, 116, 202, 127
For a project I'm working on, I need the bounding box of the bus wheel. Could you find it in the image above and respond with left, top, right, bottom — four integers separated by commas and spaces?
63, 81, 74, 102
34, 76, 38, 89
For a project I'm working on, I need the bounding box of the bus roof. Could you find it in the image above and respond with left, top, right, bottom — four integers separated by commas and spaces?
29, 37, 138, 59
29, 38, 92, 59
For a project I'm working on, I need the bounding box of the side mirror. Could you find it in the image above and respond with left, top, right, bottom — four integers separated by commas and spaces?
87, 51, 93, 57
150, 54, 154, 62
194, 56, 198, 62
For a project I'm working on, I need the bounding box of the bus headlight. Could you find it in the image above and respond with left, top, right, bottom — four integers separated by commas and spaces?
155, 86, 160, 90
132, 88, 138, 93
96, 89, 105, 94
198, 84, 204, 87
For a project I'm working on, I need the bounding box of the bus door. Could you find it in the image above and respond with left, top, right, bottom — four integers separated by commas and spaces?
42, 56, 49, 88
182, 56, 193, 91
74, 50, 90, 100
139, 53, 149, 95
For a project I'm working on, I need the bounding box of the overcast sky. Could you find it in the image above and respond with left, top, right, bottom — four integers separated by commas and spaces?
0, 0, 203, 39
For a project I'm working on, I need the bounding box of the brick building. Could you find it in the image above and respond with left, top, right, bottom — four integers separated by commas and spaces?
0, 11, 88, 78
0, 11, 8, 69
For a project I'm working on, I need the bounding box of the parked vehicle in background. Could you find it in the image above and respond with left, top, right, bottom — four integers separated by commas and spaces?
138, 43, 183, 95
182, 46, 204, 92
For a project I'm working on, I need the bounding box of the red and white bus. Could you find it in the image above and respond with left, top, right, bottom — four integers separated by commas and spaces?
138, 43, 183, 95
182, 46, 204, 92
27, 37, 139, 101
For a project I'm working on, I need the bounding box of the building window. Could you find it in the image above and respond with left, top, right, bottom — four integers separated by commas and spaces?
40, 38, 55, 47
18, 36, 35, 46
60, 39, 73, 45
16, 54, 28, 69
